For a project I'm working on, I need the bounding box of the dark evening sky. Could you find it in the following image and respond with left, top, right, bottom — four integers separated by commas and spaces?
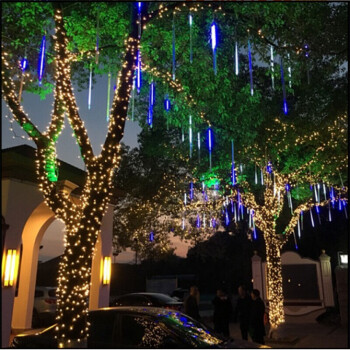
1, 74, 190, 262
1, 74, 142, 169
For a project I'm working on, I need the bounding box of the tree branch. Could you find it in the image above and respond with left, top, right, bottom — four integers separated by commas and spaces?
53, 6, 95, 163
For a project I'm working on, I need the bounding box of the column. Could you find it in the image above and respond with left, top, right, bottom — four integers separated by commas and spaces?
251, 251, 264, 299
319, 250, 334, 307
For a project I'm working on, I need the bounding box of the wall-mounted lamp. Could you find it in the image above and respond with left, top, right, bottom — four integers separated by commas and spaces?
102, 257, 111, 285
3, 249, 20, 287
338, 252, 348, 267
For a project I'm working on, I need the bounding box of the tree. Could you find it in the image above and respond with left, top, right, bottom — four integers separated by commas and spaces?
2, 1, 347, 343
113, 2, 348, 331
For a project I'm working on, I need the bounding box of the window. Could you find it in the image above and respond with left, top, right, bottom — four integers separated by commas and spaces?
119, 315, 147, 348
48, 289, 56, 297
35, 290, 44, 298
88, 311, 116, 348
117, 295, 149, 306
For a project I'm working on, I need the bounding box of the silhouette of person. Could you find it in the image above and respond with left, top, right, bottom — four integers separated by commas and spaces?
212, 288, 233, 338
184, 285, 201, 321
234, 285, 251, 340
249, 289, 265, 344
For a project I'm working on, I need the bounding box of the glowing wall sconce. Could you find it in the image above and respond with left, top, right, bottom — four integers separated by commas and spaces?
102, 257, 111, 285
3, 249, 20, 287
338, 252, 348, 267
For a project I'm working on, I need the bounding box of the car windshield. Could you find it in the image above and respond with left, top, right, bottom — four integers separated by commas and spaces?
147, 294, 179, 303
48, 289, 56, 297
159, 311, 222, 347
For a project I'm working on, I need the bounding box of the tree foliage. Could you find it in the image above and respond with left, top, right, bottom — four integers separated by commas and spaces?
2, 1, 348, 342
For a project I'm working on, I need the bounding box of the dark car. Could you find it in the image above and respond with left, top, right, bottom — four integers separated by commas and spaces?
11, 307, 268, 348
171, 288, 189, 302
112, 292, 183, 311
32, 287, 57, 328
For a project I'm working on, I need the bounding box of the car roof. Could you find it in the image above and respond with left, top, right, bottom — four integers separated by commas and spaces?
118, 292, 171, 297
91, 306, 183, 317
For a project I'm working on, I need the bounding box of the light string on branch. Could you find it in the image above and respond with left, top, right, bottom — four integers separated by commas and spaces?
130, 76, 135, 121
95, 11, 100, 64
106, 72, 111, 122
304, 44, 310, 84
172, 14, 176, 80
18, 52, 28, 101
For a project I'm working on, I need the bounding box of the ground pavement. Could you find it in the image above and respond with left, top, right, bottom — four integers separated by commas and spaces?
226, 321, 348, 349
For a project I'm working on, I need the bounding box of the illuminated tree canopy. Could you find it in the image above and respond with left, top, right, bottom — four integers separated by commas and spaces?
2, 1, 348, 343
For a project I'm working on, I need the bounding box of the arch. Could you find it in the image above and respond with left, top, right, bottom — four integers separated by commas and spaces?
12, 201, 55, 329
2, 178, 113, 345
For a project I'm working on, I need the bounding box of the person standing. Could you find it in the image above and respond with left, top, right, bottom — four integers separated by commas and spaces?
212, 289, 233, 338
234, 285, 251, 340
184, 285, 201, 321
249, 289, 266, 345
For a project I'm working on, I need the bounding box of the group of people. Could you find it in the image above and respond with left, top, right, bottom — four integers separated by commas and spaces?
183, 285, 266, 345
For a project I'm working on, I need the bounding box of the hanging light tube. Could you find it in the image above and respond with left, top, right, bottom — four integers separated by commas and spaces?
38, 35, 46, 85
323, 183, 327, 201
293, 230, 298, 250
235, 41, 239, 75
211, 22, 217, 75
280, 57, 288, 115
300, 210, 304, 230
287, 53, 292, 88
310, 208, 315, 227
328, 203, 332, 222
172, 16, 176, 80
189, 115, 193, 158
106, 72, 111, 122
270, 45, 275, 90
248, 40, 253, 96
231, 140, 236, 185
88, 63, 92, 110
136, 50, 141, 94
208, 128, 212, 169
189, 13, 193, 63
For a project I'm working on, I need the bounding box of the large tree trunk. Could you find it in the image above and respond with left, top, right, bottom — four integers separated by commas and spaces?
55, 164, 113, 346
264, 234, 285, 330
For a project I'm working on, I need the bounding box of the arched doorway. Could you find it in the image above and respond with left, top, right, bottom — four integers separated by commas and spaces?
2, 145, 114, 347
